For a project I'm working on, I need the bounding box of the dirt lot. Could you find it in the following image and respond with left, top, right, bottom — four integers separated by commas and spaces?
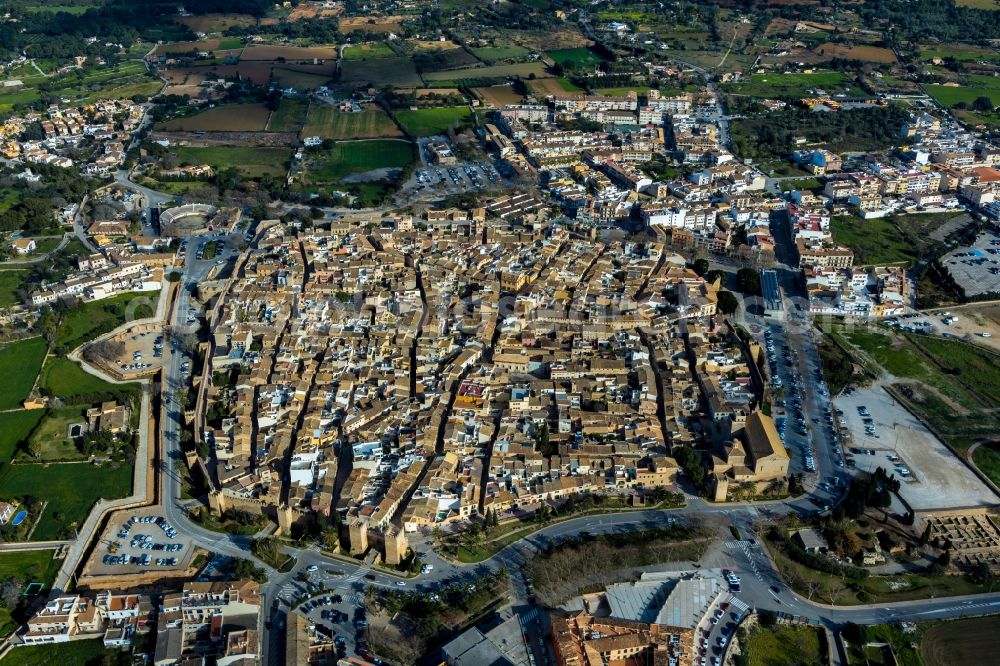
241, 44, 339, 61
339, 15, 407, 33
289, 2, 343, 20
83, 507, 194, 578
916, 304, 1000, 353
816, 43, 897, 63
161, 70, 208, 97
835, 383, 998, 511
473, 84, 524, 107
174, 13, 257, 33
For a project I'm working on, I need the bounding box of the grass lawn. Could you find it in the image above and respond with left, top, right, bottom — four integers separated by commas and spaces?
303, 104, 401, 139
0, 411, 45, 462
0, 550, 61, 586
973, 442, 1000, 488
38, 356, 138, 400
267, 98, 306, 132
0, 638, 127, 665
831, 213, 959, 267
725, 71, 858, 98
0, 270, 26, 308
56, 292, 158, 352
395, 106, 474, 136
305, 139, 414, 185
745, 625, 824, 666
24, 407, 88, 462
0, 460, 132, 540
0, 338, 47, 410
176, 146, 292, 178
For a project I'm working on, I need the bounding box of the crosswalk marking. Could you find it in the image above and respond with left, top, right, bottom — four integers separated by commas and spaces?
729, 597, 750, 613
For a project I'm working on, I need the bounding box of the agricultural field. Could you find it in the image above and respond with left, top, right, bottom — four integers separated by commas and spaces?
0, 337, 47, 410
919, 43, 1000, 62
529, 77, 583, 95
272, 67, 333, 91
546, 47, 606, 68
175, 13, 257, 33
421, 61, 549, 84
339, 15, 407, 34
411, 43, 480, 72
956, 0, 1000, 8
342, 43, 396, 60
921, 616, 1000, 666
816, 43, 897, 63
266, 99, 307, 132
470, 45, 532, 63
157, 103, 272, 132
176, 146, 293, 178
724, 71, 860, 98
240, 44, 338, 61
302, 104, 402, 140
395, 106, 475, 136
155, 38, 242, 55
472, 84, 524, 107
0, 61, 160, 114
340, 57, 423, 88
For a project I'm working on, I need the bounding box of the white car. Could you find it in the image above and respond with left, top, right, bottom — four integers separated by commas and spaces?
306, 565, 318, 573
395, 581, 406, 587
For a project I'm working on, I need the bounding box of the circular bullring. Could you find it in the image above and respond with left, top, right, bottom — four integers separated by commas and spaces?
160, 203, 218, 237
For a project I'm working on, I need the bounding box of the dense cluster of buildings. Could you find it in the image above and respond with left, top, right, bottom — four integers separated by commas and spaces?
19, 581, 261, 665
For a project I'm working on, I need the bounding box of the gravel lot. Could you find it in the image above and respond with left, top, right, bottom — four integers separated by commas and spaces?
834, 384, 998, 511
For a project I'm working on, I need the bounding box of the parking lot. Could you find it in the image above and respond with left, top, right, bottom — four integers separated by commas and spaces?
939, 230, 1000, 297
85, 508, 194, 576
834, 384, 997, 511
109, 327, 164, 375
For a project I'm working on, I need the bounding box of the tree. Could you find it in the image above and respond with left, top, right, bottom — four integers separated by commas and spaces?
841, 622, 867, 645
736, 267, 762, 296
717, 290, 739, 315
231, 558, 266, 583
692, 258, 709, 276
973, 95, 995, 113
0, 576, 21, 609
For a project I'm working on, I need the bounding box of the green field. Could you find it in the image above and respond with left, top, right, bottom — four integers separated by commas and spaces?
0, 460, 132, 540
176, 146, 293, 178
745, 625, 824, 666
0, 410, 45, 462
0, 270, 26, 307
395, 106, 475, 136
0, 338, 47, 410
922, 616, 1000, 666
973, 443, 1000, 489
470, 45, 532, 63
0, 550, 61, 586
267, 98, 307, 132
56, 292, 158, 351
831, 213, 959, 267
926, 75, 1000, 125
0, 638, 126, 666
343, 42, 396, 60
546, 47, 606, 68
305, 139, 414, 184
920, 43, 1000, 61
724, 71, 859, 98
25, 407, 88, 462
303, 104, 401, 140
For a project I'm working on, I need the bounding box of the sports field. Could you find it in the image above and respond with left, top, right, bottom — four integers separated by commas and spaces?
395, 106, 474, 136
177, 146, 293, 177
158, 103, 272, 132
303, 104, 402, 139
0, 337, 47, 410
